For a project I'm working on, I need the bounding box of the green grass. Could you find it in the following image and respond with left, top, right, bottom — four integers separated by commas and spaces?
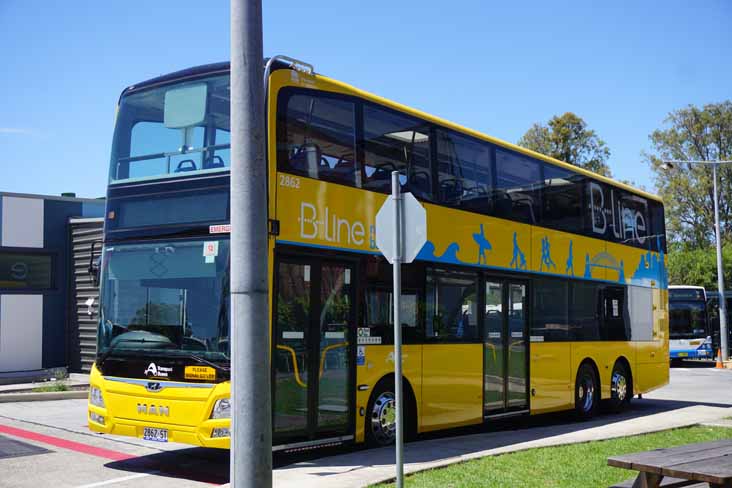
31, 383, 70, 392
373, 426, 732, 488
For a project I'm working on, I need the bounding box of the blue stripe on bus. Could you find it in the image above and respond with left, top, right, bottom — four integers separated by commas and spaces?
275, 239, 662, 288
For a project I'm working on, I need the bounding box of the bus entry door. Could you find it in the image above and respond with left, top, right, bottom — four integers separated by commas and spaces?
273, 259, 355, 444
484, 279, 529, 416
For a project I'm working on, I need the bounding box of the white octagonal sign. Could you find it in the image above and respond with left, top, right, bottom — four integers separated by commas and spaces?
375, 192, 427, 264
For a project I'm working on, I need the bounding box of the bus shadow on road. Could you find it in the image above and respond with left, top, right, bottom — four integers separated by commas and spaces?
274, 397, 732, 474
101, 398, 732, 483
672, 359, 718, 368
104, 446, 230, 485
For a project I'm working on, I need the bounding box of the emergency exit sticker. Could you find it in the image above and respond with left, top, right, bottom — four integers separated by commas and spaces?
203, 241, 219, 263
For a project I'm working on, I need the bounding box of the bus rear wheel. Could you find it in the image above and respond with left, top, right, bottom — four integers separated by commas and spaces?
608, 361, 632, 413
574, 363, 599, 419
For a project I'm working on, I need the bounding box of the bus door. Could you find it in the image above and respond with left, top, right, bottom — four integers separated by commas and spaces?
483, 279, 529, 416
272, 258, 355, 445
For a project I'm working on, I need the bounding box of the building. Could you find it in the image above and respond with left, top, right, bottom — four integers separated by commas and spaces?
0, 192, 104, 381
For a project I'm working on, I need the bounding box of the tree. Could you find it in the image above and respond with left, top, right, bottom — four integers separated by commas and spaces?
666, 242, 732, 289
518, 112, 612, 177
646, 101, 732, 248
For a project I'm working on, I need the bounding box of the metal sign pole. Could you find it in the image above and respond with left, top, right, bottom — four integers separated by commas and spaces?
391, 171, 404, 488
713, 163, 729, 362
230, 0, 271, 486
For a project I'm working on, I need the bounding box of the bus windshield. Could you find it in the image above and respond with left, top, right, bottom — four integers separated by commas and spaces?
98, 239, 230, 361
669, 300, 707, 338
110, 74, 231, 183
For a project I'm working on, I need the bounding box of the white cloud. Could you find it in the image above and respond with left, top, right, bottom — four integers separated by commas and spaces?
0, 128, 34, 135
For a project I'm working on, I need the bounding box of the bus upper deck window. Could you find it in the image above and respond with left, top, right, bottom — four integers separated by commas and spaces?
280, 92, 358, 186
362, 104, 431, 199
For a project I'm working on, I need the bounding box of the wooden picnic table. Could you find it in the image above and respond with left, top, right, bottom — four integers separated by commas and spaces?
607, 439, 732, 488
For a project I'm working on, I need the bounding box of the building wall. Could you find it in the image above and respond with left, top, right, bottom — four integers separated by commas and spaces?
0, 193, 104, 373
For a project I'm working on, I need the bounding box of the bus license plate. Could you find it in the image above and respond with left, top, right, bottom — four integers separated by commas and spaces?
143, 427, 168, 442
677, 352, 688, 357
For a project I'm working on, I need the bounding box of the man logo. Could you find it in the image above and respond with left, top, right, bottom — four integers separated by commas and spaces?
137, 403, 170, 416
146, 382, 163, 392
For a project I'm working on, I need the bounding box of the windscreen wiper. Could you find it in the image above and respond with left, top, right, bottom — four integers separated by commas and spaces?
178, 352, 230, 375
97, 336, 175, 368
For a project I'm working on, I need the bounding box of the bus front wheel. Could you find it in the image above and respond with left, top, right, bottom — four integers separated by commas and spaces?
365, 379, 416, 447
574, 363, 599, 419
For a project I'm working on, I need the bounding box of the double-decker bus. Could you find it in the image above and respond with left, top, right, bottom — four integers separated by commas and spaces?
88, 57, 669, 451
668, 286, 713, 362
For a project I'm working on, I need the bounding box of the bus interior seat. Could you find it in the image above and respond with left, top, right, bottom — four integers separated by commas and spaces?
363, 163, 396, 193
289, 143, 324, 178
175, 159, 198, 172
439, 178, 464, 205
204, 155, 225, 169
325, 155, 357, 185
408, 170, 431, 200
491, 189, 512, 217
460, 185, 491, 212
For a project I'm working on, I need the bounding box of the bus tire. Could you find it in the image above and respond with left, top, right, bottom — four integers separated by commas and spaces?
574, 362, 599, 420
607, 360, 632, 413
365, 378, 416, 447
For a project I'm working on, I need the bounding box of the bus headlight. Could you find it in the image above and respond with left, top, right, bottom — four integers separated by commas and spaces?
89, 386, 105, 408
211, 398, 231, 419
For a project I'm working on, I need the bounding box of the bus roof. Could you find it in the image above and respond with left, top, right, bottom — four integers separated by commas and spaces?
669, 285, 706, 290
120, 60, 662, 203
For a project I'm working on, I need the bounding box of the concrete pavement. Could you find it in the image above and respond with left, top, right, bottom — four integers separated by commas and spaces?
273, 364, 732, 487
272, 404, 732, 487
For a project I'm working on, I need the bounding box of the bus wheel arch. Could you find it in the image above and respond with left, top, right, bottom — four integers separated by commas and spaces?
607, 356, 633, 412
365, 375, 418, 447
574, 359, 600, 419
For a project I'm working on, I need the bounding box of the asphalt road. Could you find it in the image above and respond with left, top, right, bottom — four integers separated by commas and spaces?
0, 361, 729, 488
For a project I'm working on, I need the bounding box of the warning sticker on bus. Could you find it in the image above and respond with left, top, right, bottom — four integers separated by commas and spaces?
185, 366, 216, 381
209, 224, 231, 234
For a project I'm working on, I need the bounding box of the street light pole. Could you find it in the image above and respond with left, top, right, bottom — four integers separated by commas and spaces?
662, 159, 731, 362
230, 0, 271, 486
712, 163, 729, 362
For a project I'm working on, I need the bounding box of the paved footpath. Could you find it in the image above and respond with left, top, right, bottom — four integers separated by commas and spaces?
273, 404, 732, 487
272, 365, 732, 487
0, 365, 730, 487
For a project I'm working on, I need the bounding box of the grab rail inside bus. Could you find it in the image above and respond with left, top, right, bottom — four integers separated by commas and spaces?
276, 341, 350, 389
319, 342, 349, 379
276, 344, 307, 388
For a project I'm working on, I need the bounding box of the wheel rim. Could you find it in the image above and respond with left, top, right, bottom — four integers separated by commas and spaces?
612, 371, 628, 402
370, 391, 396, 445
579, 374, 595, 413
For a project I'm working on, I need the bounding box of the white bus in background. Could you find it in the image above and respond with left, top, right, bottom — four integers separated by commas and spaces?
668, 285, 713, 363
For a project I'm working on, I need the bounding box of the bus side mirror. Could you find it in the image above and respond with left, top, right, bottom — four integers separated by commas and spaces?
88, 240, 102, 288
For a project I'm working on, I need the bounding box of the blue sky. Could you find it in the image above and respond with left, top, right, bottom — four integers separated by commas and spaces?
1, 1, 730, 198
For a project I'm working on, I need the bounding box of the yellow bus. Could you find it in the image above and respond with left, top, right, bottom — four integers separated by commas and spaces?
88, 56, 669, 451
